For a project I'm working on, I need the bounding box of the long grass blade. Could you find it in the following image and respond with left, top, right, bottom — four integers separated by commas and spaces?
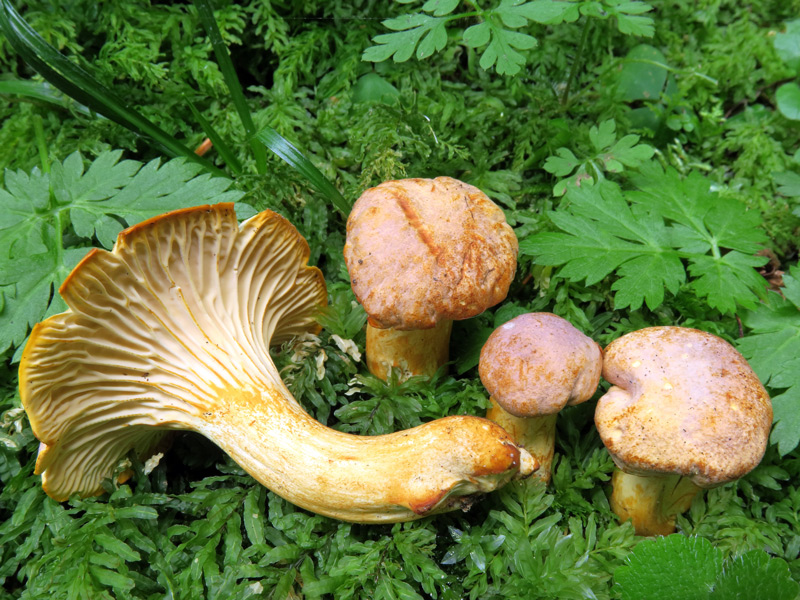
186, 97, 244, 175
0, 0, 225, 176
0, 79, 94, 116
256, 128, 350, 216
193, 0, 268, 175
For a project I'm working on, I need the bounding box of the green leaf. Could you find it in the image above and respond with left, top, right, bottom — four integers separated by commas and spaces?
776, 82, 800, 121
606, 0, 655, 37
523, 166, 767, 313
515, 0, 580, 24
615, 535, 723, 600
351, 73, 401, 105
774, 171, 800, 197
710, 550, 800, 600
739, 266, 800, 455
774, 19, 800, 72
362, 14, 448, 63
616, 44, 669, 101
479, 16, 537, 76
423, 0, 460, 17
0, 152, 250, 354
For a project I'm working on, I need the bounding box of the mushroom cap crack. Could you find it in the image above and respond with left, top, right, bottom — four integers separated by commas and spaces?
344, 177, 518, 330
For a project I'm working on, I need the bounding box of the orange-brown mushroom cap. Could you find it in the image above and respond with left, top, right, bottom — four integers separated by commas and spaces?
595, 326, 772, 488
343, 177, 518, 330
479, 313, 603, 417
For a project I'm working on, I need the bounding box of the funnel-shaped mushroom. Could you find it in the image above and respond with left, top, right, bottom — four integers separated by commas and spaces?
20, 204, 535, 523
479, 313, 603, 482
344, 177, 518, 380
595, 326, 772, 536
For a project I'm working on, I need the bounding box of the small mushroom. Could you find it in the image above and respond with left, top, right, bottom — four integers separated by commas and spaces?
479, 313, 603, 482
344, 177, 518, 380
595, 326, 772, 536
19, 204, 535, 523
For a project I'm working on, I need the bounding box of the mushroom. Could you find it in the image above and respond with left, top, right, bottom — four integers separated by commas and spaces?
19, 203, 536, 523
595, 326, 772, 536
479, 313, 603, 482
343, 177, 518, 380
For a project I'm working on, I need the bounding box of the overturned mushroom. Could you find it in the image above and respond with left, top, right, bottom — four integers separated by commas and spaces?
479, 313, 603, 482
344, 177, 518, 380
595, 326, 772, 536
20, 204, 535, 523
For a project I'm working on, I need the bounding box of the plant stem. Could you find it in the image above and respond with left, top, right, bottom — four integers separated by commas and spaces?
561, 18, 591, 108
32, 113, 49, 173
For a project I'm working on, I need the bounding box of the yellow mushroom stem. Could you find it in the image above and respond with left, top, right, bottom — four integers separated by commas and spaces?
486, 397, 554, 482
366, 320, 453, 381
609, 469, 702, 536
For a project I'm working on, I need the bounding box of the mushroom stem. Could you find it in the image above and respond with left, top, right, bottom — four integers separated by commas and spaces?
486, 397, 555, 482
366, 320, 453, 381
609, 469, 701, 536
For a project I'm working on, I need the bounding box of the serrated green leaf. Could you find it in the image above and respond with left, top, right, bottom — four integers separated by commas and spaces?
739, 268, 800, 454
363, 14, 447, 63
710, 550, 800, 600
615, 535, 723, 600
774, 171, 800, 197
687, 251, 766, 313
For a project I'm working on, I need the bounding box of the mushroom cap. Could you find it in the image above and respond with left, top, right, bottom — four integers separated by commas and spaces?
343, 177, 518, 330
479, 313, 603, 417
595, 326, 772, 488
19, 204, 326, 500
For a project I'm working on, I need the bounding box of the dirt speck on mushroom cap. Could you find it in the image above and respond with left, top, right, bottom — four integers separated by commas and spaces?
479, 313, 603, 416
595, 326, 772, 488
344, 177, 518, 330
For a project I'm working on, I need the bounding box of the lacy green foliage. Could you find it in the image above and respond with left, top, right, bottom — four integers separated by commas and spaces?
521, 162, 769, 313
0, 150, 248, 356
614, 534, 800, 600
738, 266, 800, 455
2, 0, 800, 597
543, 119, 655, 195
363, 0, 654, 75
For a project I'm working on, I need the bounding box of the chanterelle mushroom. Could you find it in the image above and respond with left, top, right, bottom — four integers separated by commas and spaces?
19, 204, 535, 523
595, 326, 772, 536
344, 177, 518, 380
479, 313, 603, 482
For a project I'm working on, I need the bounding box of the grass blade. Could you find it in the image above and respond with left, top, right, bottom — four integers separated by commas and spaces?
0, 0, 224, 176
193, 0, 268, 175
0, 79, 94, 116
256, 128, 350, 216
186, 97, 243, 175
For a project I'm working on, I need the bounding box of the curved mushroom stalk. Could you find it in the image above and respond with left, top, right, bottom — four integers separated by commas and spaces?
20, 204, 534, 523
609, 471, 701, 537
365, 320, 452, 381
595, 327, 772, 536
